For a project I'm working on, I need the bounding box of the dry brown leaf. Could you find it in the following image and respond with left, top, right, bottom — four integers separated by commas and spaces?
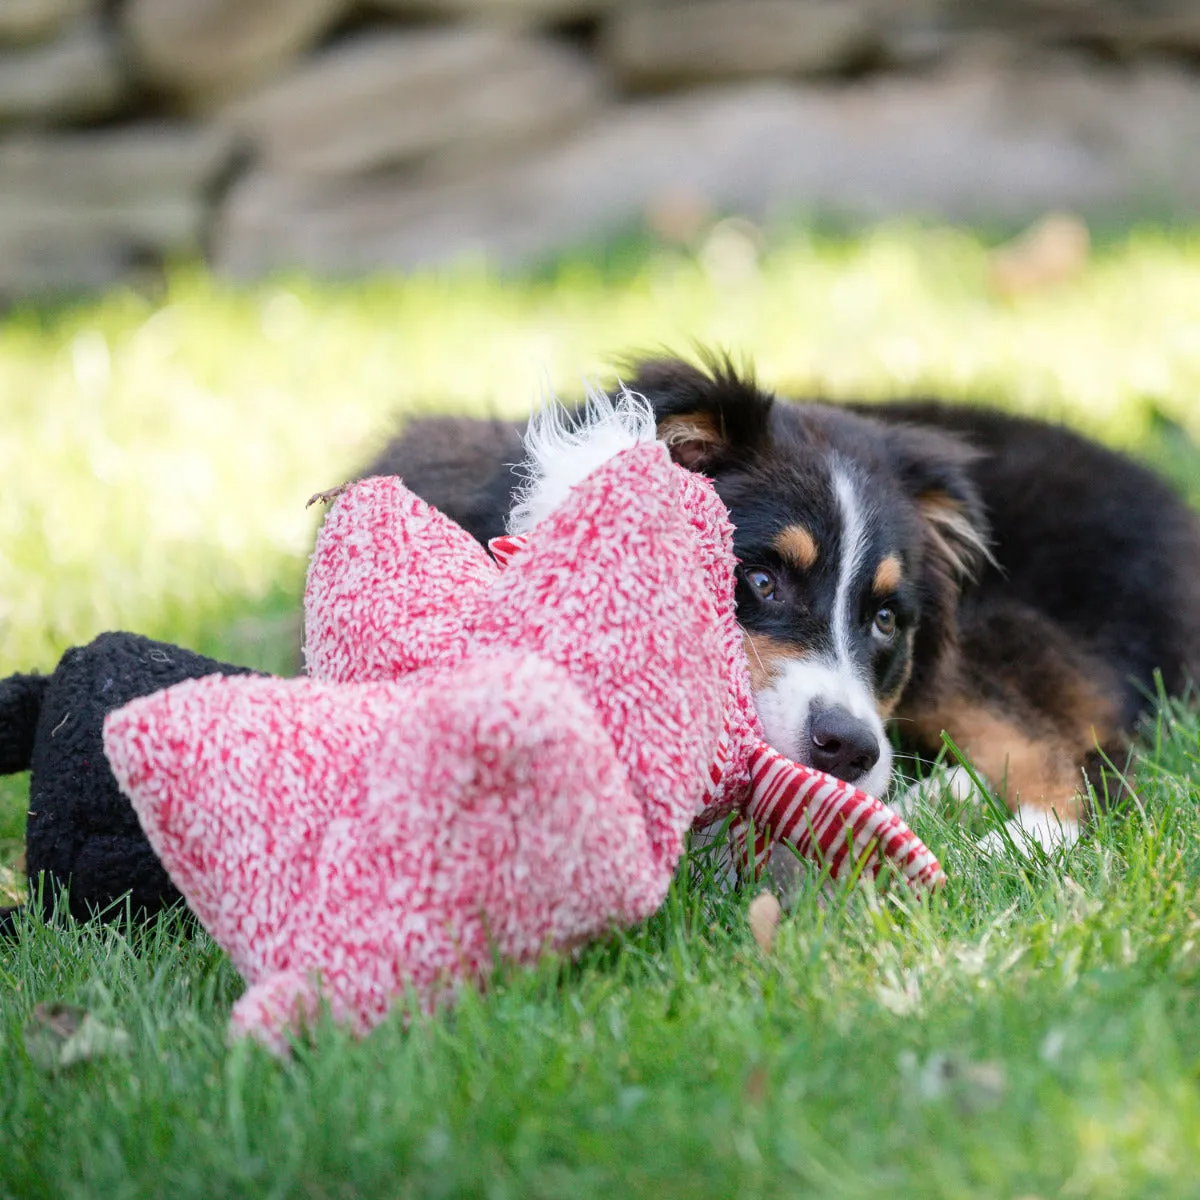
747, 890, 781, 953
644, 186, 712, 245
743, 1063, 770, 1105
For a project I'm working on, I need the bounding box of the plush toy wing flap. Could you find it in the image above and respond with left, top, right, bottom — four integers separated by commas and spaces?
103, 675, 412, 979
305, 476, 497, 683
250, 652, 671, 1045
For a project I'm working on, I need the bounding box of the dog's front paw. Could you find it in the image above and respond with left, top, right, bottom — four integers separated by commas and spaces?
977, 805, 1081, 859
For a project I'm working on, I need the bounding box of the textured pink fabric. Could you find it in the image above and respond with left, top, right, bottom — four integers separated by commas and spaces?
105, 444, 725, 1050
104, 674, 414, 982
304, 477, 496, 683
305, 451, 728, 872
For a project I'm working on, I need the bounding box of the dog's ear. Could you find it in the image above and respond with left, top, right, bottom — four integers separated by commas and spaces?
885, 424, 992, 585
623, 356, 774, 473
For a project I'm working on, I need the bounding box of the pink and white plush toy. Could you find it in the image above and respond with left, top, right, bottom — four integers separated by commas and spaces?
102, 398, 942, 1051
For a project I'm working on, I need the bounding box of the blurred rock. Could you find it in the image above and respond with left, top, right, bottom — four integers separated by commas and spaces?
0, 124, 235, 297
1109, 7, 1200, 53
366, 0, 621, 21
602, 0, 875, 88
123, 0, 351, 108
224, 27, 606, 179
214, 59, 1200, 279
869, 5, 1004, 68
911, 0, 1200, 54
0, 20, 126, 123
0, 123, 233, 205
0, 0, 93, 47
0, 0, 1198, 301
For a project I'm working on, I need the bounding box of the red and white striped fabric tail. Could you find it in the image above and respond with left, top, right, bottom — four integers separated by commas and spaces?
488, 533, 530, 567
736, 741, 945, 894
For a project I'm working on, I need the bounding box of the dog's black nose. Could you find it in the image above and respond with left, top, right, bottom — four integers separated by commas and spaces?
808, 705, 880, 783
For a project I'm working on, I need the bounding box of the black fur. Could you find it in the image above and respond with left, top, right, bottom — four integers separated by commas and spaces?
854, 400, 1200, 726
360, 414, 526, 542
0, 631, 256, 932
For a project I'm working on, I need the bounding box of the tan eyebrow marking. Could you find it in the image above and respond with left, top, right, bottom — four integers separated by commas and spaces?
773, 524, 818, 571
873, 554, 902, 595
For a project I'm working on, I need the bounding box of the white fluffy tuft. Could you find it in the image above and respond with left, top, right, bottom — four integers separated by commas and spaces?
507, 384, 658, 534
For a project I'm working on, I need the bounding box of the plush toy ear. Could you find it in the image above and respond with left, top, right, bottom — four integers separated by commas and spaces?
884, 423, 992, 585
225, 652, 683, 1051
623, 355, 774, 473
305, 476, 498, 683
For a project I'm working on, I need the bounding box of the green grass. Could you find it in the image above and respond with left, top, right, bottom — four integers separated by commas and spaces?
4, 222, 1200, 1197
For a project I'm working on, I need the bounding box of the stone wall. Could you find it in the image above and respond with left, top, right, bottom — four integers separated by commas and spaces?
4, 0, 1200, 298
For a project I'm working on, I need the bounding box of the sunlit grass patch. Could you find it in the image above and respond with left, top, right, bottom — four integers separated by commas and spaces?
4, 710, 1200, 1197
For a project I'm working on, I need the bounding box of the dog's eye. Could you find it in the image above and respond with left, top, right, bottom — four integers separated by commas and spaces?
743, 568, 778, 602
873, 607, 897, 639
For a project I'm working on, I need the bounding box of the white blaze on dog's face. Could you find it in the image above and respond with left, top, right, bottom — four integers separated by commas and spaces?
739, 460, 907, 799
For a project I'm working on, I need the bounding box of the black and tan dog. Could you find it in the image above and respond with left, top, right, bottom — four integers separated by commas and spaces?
368, 356, 1200, 851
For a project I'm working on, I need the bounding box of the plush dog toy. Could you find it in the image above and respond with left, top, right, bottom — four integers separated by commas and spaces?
0, 635, 256, 933
103, 421, 943, 1050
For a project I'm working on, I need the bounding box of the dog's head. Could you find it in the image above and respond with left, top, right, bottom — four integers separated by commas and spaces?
626, 356, 990, 798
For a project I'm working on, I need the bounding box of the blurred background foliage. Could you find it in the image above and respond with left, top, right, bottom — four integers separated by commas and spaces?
5, 221, 1200, 684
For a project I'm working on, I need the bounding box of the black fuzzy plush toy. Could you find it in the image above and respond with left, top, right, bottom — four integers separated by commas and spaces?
0, 631, 256, 934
